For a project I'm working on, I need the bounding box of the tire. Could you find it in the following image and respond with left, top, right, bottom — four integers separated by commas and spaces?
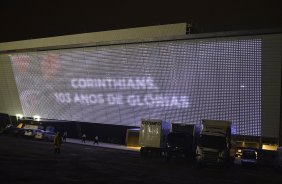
140, 147, 148, 157
164, 151, 171, 162
194, 161, 203, 168
194, 156, 203, 168
165, 154, 171, 161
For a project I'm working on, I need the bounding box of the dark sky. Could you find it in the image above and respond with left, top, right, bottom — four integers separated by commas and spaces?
1, 0, 282, 42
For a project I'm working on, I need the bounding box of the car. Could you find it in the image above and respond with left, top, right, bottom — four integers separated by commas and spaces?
43, 131, 56, 141
241, 148, 258, 166
24, 129, 37, 137
14, 128, 26, 137
1, 127, 25, 137
277, 147, 282, 168
34, 129, 45, 140
34, 129, 55, 141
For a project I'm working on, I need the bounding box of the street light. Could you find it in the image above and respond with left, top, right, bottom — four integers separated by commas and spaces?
33, 115, 41, 121
16, 114, 23, 120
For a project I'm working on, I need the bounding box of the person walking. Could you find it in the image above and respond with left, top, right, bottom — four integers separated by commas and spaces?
81, 133, 86, 143
62, 131, 67, 142
54, 132, 62, 154
93, 135, 99, 145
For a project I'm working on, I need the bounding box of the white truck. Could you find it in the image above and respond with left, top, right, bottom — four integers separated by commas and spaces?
196, 119, 236, 166
139, 119, 171, 156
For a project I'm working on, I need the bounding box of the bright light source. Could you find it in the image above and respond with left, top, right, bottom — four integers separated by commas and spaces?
17, 123, 24, 128
16, 114, 23, 119
126, 146, 141, 151
262, 144, 278, 151
33, 115, 41, 121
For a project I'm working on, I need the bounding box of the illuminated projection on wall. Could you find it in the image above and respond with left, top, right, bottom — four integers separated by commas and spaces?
10, 39, 261, 136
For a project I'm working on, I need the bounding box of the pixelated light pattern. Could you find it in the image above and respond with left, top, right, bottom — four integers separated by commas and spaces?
10, 38, 261, 136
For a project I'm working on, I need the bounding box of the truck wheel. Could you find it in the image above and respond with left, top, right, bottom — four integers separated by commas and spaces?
194, 161, 203, 168
227, 157, 235, 167
194, 157, 203, 168
164, 152, 171, 162
140, 147, 148, 157
222, 157, 233, 168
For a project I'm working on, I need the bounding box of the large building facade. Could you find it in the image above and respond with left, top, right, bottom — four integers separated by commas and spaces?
0, 23, 281, 147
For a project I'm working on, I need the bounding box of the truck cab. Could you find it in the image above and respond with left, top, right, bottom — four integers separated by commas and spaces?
164, 123, 200, 161
164, 132, 193, 160
196, 119, 236, 166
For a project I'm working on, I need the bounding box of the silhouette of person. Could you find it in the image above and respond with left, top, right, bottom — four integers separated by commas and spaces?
62, 131, 67, 142
94, 135, 99, 145
82, 133, 86, 143
54, 132, 62, 154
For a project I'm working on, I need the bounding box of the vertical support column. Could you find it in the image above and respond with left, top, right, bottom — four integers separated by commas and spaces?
279, 37, 282, 147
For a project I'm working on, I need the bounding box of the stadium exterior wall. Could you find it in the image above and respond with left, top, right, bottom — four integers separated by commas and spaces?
0, 23, 281, 143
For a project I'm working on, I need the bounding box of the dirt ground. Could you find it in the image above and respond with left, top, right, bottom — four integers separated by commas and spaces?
0, 136, 282, 184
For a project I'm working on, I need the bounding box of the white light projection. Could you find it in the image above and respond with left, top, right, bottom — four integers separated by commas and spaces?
10, 39, 261, 136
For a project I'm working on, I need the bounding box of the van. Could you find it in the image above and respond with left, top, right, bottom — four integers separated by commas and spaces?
241, 148, 258, 166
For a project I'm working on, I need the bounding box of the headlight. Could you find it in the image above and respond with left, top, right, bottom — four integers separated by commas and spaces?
196, 147, 202, 155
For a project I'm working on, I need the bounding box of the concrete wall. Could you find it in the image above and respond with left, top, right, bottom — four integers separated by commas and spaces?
0, 23, 187, 52
0, 25, 281, 139
261, 34, 282, 138
0, 54, 22, 115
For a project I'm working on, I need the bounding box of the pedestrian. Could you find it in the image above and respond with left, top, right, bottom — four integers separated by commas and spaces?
82, 133, 86, 143
54, 132, 62, 154
93, 135, 99, 145
63, 131, 67, 142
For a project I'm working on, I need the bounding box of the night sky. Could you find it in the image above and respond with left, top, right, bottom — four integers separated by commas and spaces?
1, 0, 282, 42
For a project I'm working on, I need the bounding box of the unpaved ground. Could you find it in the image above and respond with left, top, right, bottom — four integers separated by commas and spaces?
0, 136, 282, 184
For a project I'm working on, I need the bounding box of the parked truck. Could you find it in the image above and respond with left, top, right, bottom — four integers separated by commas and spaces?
164, 123, 200, 161
196, 119, 236, 166
139, 119, 171, 157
